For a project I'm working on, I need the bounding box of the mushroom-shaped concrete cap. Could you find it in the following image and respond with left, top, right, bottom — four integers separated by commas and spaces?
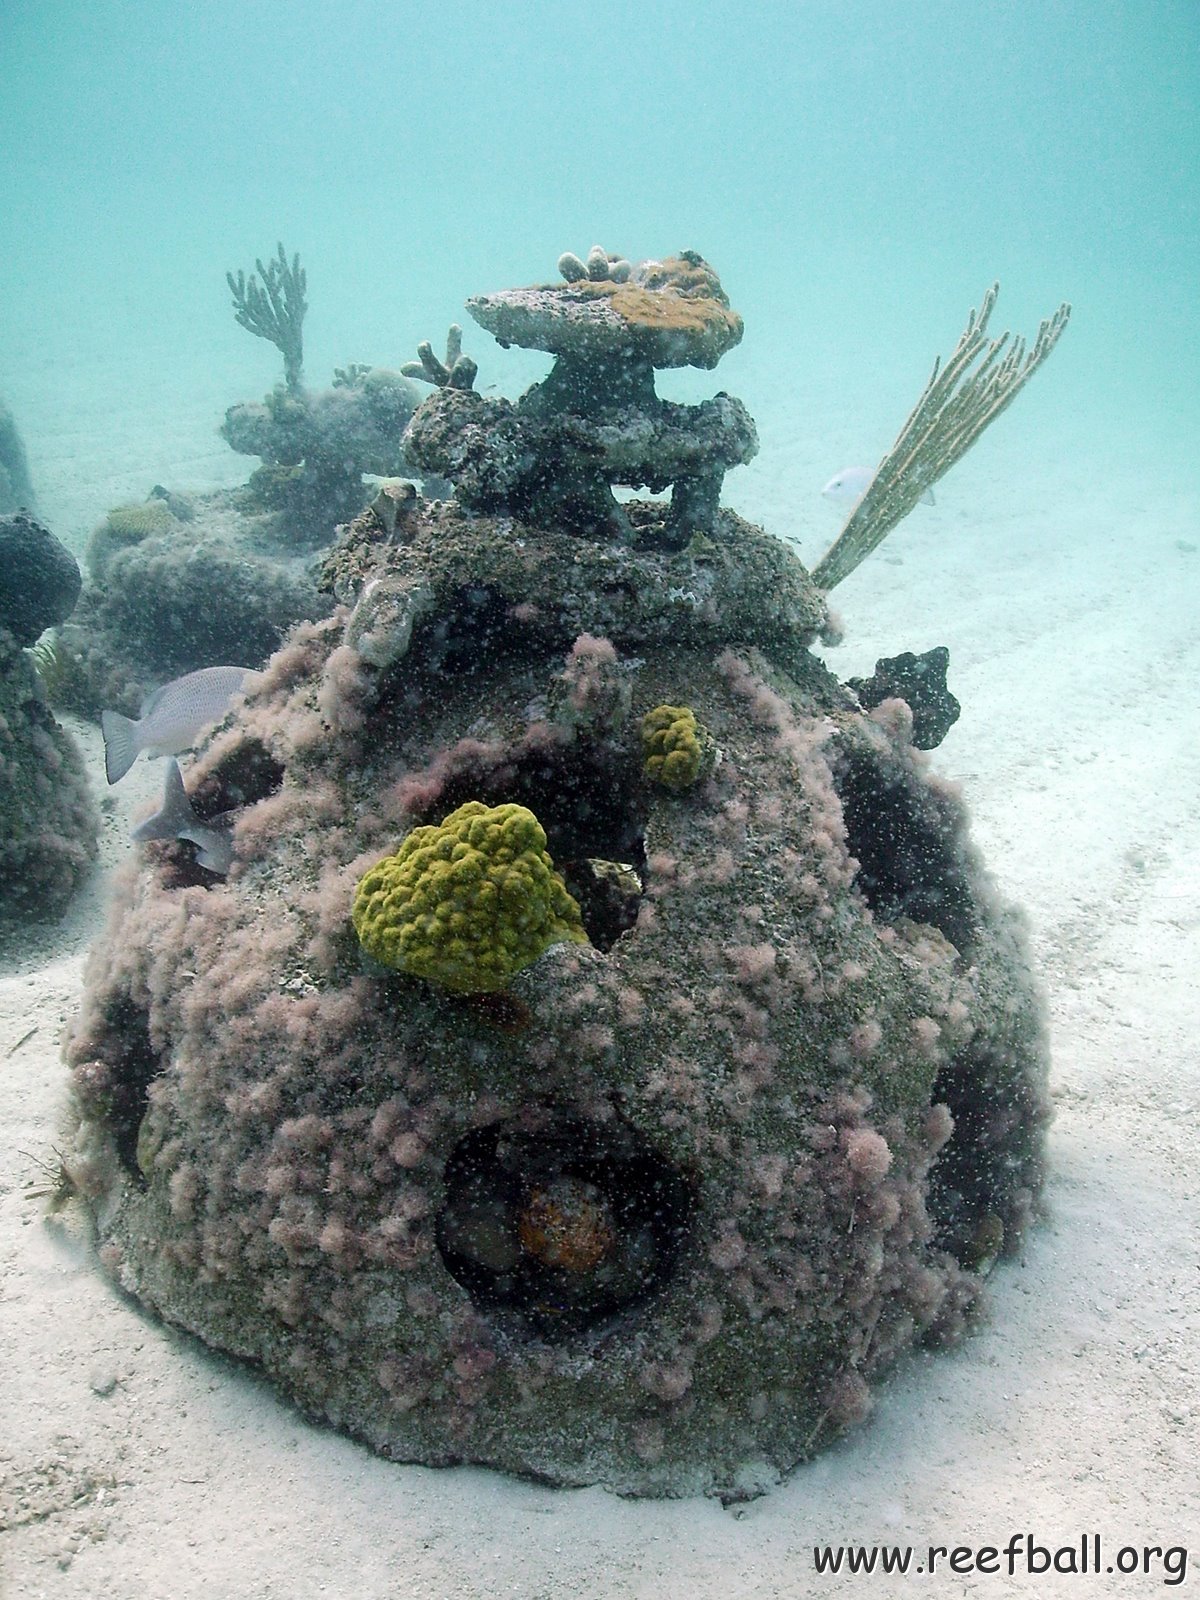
466, 251, 744, 370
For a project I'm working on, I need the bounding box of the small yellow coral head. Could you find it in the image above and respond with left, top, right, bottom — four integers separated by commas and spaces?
352, 800, 588, 993
640, 704, 714, 792
103, 499, 177, 541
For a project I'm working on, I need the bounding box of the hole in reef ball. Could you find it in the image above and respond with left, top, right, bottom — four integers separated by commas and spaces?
829, 739, 978, 954
435, 1111, 695, 1339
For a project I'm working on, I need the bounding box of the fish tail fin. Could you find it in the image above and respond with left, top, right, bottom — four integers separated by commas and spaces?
131, 759, 194, 843
101, 710, 140, 784
193, 834, 234, 875
131, 761, 233, 875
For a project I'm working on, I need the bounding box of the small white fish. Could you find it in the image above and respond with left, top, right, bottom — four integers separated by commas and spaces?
131, 759, 235, 874
822, 466, 935, 507
101, 664, 259, 784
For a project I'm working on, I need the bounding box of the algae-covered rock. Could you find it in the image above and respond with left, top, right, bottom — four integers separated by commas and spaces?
0, 512, 81, 646
0, 514, 96, 919
64, 528, 1048, 1496
468, 248, 744, 370
86, 498, 180, 581
407, 248, 756, 547
57, 497, 331, 718
0, 630, 97, 918
221, 368, 421, 537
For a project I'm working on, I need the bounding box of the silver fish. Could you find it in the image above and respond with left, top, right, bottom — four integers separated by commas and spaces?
101, 664, 259, 784
131, 758, 235, 875
822, 465, 935, 507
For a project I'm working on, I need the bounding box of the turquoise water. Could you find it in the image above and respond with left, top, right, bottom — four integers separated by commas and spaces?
3, 5, 1199, 1571
2, 0, 1197, 551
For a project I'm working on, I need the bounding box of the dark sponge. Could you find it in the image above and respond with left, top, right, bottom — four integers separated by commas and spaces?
0, 512, 82, 645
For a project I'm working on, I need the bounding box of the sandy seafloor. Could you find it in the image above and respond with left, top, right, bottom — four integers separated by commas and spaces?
1, 352, 1198, 1597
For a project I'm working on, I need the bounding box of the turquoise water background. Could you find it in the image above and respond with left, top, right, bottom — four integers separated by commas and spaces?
2, 11, 1198, 1575
1, 0, 1197, 554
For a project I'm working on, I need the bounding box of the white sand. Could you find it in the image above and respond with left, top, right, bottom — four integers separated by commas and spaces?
2, 385, 1197, 1596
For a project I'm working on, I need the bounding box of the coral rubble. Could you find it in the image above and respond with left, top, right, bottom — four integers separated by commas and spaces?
65, 249, 1050, 1499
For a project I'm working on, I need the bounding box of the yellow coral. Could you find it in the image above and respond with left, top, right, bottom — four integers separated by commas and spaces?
352, 800, 588, 993
103, 499, 177, 542
640, 704, 714, 791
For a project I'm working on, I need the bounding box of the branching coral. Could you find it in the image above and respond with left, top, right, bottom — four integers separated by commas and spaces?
352, 800, 589, 992
401, 325, 478, 391
226, 242, 308, 392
